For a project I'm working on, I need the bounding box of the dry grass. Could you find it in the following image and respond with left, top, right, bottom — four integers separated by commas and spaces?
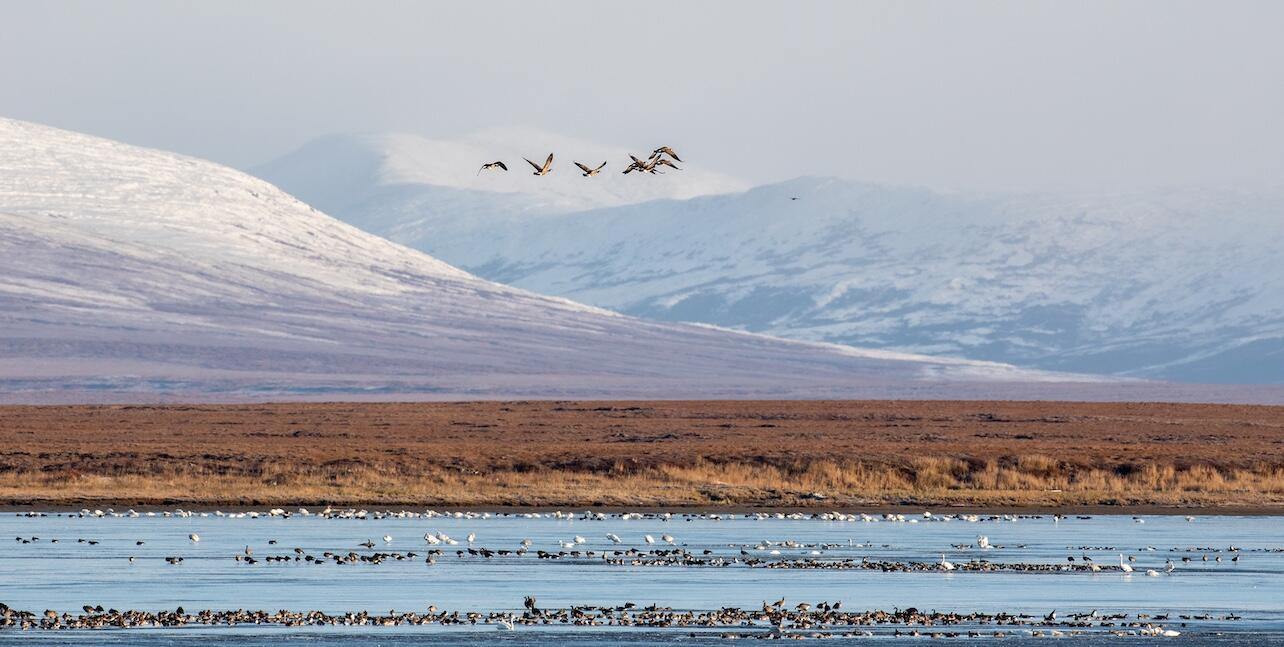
2, 400, 1283, 509
4, 455, 1283, 509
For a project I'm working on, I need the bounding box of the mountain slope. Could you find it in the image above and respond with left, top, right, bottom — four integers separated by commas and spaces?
1, 117, 1117, 402
257, 140, 1284, 383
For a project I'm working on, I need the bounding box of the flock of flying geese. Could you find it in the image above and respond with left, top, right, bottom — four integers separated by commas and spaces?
478, 146, 684, 177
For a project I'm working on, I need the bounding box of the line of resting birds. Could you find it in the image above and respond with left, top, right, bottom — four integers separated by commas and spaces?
478, 146, 683, 177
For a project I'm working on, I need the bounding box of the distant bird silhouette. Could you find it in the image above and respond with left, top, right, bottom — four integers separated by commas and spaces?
477, 161, 508, 174
523, 153, 554, 176
574, 161, 607, 177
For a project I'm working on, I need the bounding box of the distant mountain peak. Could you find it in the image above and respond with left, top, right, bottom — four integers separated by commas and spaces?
253, 151, 1284, 384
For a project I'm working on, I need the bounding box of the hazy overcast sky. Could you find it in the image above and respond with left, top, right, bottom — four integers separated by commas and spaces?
2, 1, 1282, 192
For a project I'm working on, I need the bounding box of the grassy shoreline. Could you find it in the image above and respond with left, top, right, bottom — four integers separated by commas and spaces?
4, 461, 1282, 512
3, 400, 1282, 513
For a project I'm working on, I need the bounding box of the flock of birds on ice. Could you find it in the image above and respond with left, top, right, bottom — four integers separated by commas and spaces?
5, 507, 1270, 637
478, 146, 684, 177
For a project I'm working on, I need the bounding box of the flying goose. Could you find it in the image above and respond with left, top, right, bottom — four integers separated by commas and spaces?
574, 161, 607, 177
623, 155, 649, 174
477, 161, 508, 174
523, 153, 554, 176
653, 146, 682, 162
653, 158, 680, 171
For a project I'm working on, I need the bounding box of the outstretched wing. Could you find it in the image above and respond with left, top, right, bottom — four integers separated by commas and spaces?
593, 161, 607, 172
495, 161, 507, 171
524, 157, 543, 172
542, 153, 554, 172
574, 162, 590, 173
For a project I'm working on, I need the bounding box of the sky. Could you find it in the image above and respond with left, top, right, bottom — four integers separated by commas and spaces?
2, 0, 1282, 193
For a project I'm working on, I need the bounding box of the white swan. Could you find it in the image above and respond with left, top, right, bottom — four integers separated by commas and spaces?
188, 533, 200, 543
940, 554, 955, 571
606, 533, 622, 543
1119, 554, 1133, 573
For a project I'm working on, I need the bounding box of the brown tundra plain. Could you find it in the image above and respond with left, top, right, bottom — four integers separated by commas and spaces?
2, 400, 1283, 511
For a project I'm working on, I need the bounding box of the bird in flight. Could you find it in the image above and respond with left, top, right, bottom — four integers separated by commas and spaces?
524, 153, 555, 176
653, 146, 682, 162
623, 154, 658, 175
574, 161, 607, 177
477, 161, 508, 174
653, 158, 680, 171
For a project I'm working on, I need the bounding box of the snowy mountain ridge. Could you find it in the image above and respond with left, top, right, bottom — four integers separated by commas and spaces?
2, 116, 1138, 402
254, 133, 1284, 383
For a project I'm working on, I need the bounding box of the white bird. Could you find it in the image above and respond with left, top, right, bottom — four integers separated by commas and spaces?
467, 532, 476, 543
424, 533, 440, 545
939, 554, 955, 571
573, 535, 586, 544
495, 616, 514, 631
1119, 554, 1134, 573
644, 535, 656, 544
977, 535, 990, 549
661, 534, 676, 545
1165, 559, 1175, 573
383, 535, 393, 543
1146, 569, 1160, 576
188, 533, 200, 543
606, 533, 622, 543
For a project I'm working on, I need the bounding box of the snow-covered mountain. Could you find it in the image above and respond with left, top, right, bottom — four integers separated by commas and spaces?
2, 116, 1134, 402
256, 135, 1284, 383
254, 128, 746, 225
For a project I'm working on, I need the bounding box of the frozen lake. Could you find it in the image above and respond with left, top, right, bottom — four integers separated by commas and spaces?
1, 509, 1282, 644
